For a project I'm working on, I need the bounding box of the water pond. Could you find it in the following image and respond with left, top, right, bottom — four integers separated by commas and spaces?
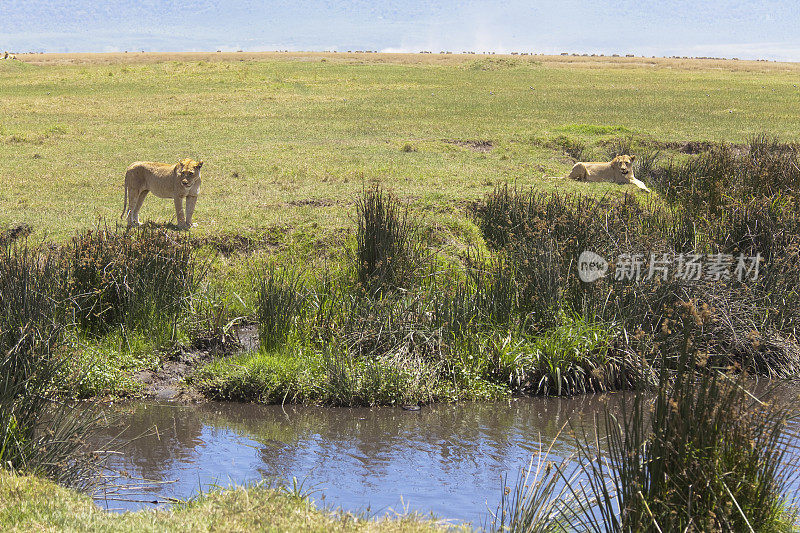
89, 386, 800, 526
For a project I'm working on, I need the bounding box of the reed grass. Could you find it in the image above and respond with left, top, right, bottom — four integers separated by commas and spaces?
492, 302, 799, 532
470, 147, 800, 377
356, 185, 422, 295
0, 239, 99, 489
68, 224, 200, 341
254, 263, 306, 352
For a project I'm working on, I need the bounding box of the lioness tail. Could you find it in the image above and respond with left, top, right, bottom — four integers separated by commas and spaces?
121, 180, 128, 220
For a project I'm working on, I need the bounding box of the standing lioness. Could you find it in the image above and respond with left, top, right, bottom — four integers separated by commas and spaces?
566, 155, 650, 192
122, 158, 204, 228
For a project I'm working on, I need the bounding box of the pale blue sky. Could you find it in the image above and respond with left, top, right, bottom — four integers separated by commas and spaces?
2, 1, 799, 61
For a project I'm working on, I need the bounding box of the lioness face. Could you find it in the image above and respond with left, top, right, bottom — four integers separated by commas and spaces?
613, 155, 635, 176
178, 158, 203, 187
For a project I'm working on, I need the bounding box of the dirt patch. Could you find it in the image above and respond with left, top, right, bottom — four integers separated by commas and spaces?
286, 198, 338, 207
199, 233, 283, 257
445, 139, 494, 152
0, 223, 33, 245
660, 140, 717, 154
136, 325, 258, 403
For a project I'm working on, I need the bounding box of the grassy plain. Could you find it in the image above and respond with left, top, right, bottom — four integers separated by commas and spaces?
3, 51, 800, 399
2, 52, 800, 240
3, 52, 800, 531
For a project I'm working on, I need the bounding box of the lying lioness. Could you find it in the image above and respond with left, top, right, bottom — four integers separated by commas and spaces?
121, 158, 204, 228
560, 155, 650, 192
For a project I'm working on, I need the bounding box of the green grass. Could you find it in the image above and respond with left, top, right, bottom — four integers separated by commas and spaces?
0, 470, 458, 533
3, 53, 800, 401
188, 340, 507, 406
2, 53, 799, 240
190, 344, 324, 404
65, 331, 162, 398
183, 185, 649, 406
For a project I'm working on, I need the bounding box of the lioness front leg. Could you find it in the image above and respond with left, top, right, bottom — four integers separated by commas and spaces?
174, 196, 187, 227
185, 195, 198, 228
629, 177, 651, 193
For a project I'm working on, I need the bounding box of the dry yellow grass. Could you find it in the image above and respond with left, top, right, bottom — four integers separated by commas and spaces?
17, 51, 800, 73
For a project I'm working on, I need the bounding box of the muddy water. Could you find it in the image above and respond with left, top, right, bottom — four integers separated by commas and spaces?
90, 394, 621, 523
90, 388, 800, 525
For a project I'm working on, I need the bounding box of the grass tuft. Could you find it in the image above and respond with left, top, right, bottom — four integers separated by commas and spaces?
0, 240, 99, 489
255, 264, 306, 352
495, 303, 799, 531
356, 185, 422, 295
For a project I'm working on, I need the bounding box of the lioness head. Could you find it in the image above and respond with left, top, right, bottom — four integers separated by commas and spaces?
612, 155, 635, 176
177, 158, 203, 187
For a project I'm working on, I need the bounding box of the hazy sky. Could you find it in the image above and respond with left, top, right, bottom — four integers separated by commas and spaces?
2, 1, 800, 61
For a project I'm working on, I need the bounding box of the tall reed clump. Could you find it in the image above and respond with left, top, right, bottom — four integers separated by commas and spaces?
652, 135, 800, 212
493, 301, 799, 532
255, 264, 306, 351
471, 185, 693, 331
356, 185, 422, 295
471, 179, 800, 377
645, 135, 800, 368
68, 225, 200, 341
0, 240, 98, 489
613, 306, 798, 531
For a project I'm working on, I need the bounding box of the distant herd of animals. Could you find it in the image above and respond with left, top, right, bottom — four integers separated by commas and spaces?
120, 153, 648, 229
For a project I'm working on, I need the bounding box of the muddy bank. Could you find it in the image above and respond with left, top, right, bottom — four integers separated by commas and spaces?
444, 139, 494, 152
135, 325, 258, 402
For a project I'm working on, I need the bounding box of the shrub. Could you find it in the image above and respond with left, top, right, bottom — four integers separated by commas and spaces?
471, 176, 800, 377
68, 225, 199, 339
650, 135, 800, 213
493, 305, 799, 531
594, 305, 797, 531
471, 185, 693, 328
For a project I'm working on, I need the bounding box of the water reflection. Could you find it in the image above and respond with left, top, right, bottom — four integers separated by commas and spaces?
88, 389, 799, 525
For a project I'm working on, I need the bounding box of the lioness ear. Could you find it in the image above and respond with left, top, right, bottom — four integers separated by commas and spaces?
630, 155, 636, 162
196, 160, 203, 169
